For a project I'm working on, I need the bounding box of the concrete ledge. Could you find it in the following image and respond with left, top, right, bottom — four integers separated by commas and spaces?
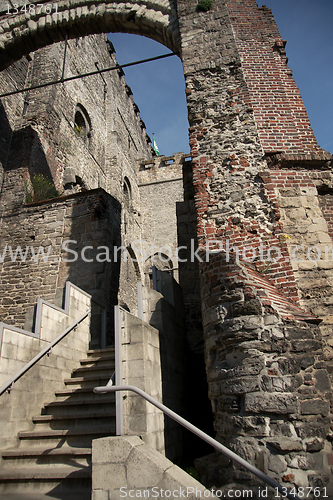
92, 436, 216, 499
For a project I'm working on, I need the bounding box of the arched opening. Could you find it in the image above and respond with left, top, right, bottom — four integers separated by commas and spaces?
74, 104, 92, 141
123, 176, 132, 209
0, 2, 181, 71
144, 253, 173, 288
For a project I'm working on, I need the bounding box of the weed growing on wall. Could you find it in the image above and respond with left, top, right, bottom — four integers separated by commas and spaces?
25, 174, 59, 203
196, 0, 212, 12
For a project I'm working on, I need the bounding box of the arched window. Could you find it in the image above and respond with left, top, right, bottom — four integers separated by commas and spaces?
123, 177, 131, 208
74, 104, 92, 140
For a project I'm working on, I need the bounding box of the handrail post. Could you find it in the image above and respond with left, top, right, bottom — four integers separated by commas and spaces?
114, 305, 124, 435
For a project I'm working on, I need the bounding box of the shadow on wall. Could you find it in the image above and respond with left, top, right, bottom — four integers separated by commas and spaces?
176, 159, 215, 463
55, 192, 122, 348
148, 279, 186, 464
0, 122, 57, 210
0, 101, 12, 189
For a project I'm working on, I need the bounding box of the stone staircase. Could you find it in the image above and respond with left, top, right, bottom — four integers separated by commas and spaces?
0, 347, 116, 499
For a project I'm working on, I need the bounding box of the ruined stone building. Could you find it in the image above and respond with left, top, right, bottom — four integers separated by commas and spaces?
0, 0, 332, 498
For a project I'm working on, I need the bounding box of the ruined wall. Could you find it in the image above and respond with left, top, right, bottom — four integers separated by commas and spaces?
177, 0, 333, 493
0, 34, 152, 207
0, 33, 155, 329
0, 189, 120, 345
200, 254, 332, 493
0, 0, 180, 71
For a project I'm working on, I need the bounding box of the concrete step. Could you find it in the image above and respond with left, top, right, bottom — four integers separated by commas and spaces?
18, 424, 116, 440
79, 355, 115, 365
0, 466, 91, 495
64, 374, 112, 385
72, 364, 115, 376
87, 347, 115, 357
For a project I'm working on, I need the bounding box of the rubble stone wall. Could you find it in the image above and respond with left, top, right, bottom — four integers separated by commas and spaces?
177, 0, 333, 492
200, 253, 332, 493
0, 189, 120, 345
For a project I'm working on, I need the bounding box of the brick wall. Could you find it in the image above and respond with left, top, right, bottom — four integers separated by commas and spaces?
225, 0, 329, 158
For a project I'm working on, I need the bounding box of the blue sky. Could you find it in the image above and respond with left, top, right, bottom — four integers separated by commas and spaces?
108, 0, 333, 157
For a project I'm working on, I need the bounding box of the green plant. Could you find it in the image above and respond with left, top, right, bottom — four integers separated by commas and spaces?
196, 0, 212, 12
74, 122, 86, 137
25, 174, 59, 203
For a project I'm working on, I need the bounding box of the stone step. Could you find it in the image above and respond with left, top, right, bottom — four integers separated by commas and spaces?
0, 466, 91, 495
32, 408, 116, 424
72, 364, 115, 376
64, 374, 112, 385
53, 393, 115, 405
1, 454, 90, 468
0, 493, 91, 500
0, 466, 91, 479
54, 387, 115, 399
79, 355, 115, 365
87, 347, 115, 356
18, 425, 116, 440
43, 399, 115, 415
2, 447, 91, 459
0, 347, 116, 496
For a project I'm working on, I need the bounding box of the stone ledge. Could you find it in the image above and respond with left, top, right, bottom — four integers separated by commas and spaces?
92, 436, 217, 499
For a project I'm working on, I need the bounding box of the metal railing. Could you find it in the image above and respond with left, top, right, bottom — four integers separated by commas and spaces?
93, 383, 300, 500
0, 309, 90, 397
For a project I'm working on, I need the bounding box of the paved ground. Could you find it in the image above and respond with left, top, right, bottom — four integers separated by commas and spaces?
0, 494, 91, 499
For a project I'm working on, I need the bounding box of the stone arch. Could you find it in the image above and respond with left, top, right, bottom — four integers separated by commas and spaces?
126, 245, 142, 283
123, 176, 131, 209
143, 253, 173, 288
0, 0, 180, 71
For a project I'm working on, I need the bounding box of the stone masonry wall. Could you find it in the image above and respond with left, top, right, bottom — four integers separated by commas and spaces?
177, 0, 333, 493
0, 33, 155, 335
0, 34, 152, 208
120, 309, 165, 455
138, 153, 185, 284
200, 253, 332, 494
259, 168, 333, 319
92, 435, 216, 500
0, 189, 120, 345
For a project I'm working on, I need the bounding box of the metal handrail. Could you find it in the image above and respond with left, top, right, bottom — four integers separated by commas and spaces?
0, 309, 90, 397
93, 384, 300, 500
